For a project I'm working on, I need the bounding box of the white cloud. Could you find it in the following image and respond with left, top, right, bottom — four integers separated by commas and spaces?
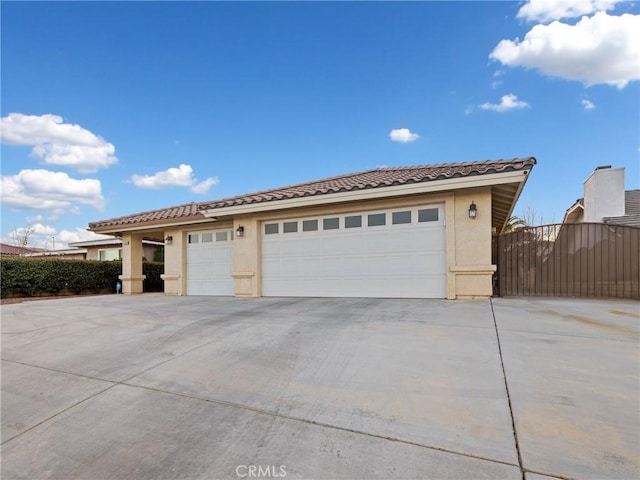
0, 113, 118, 173
490, 12, 640, 88
131, 163, 219, 194
389, 128, 419, 143
517, 0, 621, 23
479, 94, 530, 112
26, 214, 45, 224
191, 177, 219, 194
1, 169, 104, 211
30, 223, 57, 235
582, 99, 596, 110
57, 228, 112, 245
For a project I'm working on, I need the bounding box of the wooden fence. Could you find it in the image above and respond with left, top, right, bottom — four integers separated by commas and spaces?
495, 223, 639, 299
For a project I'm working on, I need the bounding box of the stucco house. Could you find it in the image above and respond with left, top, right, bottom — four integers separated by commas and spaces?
88, 157, 536, 299
67, 238, 163, 261
563, 165, 640, 227
15, 238, 161, 261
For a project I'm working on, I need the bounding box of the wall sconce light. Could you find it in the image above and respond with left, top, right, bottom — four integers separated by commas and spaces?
235, 226, 245, 237
468, 202, 477, 219
165, 235, 173, 245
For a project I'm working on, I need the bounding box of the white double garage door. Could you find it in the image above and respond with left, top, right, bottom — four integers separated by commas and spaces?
187, 204, 447, 298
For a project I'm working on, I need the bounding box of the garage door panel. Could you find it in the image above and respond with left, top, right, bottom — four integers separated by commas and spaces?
262, 205, 447, 299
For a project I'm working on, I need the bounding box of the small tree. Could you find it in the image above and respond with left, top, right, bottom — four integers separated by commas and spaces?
519, 206, 556, 227
504, 216, 529, 233
11, 225, 36, 247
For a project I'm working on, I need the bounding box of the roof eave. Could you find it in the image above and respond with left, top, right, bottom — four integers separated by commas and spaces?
88, 214, 214, 235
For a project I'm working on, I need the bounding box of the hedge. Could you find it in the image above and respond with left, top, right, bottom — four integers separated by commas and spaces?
0, 258, 164, 298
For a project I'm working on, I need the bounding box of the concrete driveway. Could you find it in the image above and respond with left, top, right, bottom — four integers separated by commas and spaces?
1, 295, 638, 480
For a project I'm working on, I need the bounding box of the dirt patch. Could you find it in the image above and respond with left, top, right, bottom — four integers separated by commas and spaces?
544, 309, 639, 337
609, 309, 640, 319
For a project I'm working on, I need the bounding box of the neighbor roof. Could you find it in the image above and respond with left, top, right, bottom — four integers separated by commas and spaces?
0, 243, 46, 256
89, 157, 535, 231
604, 190, 640, 227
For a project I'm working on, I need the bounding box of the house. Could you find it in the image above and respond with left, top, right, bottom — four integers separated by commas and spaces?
563, 165, 640, 227
67, 238, 163, 261
88, 157, 536, 299
21, 248, 87, 260
16, 238, 162, 261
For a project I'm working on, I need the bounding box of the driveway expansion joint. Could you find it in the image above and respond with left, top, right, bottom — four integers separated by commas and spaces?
490, 298, 526, 480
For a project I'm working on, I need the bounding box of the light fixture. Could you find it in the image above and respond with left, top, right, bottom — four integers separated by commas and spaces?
469, 202, 477, 219
235, 226, 245, 237
165, 235, 173, 245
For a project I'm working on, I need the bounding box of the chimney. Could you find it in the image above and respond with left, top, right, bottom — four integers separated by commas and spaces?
583, 166, 625, 222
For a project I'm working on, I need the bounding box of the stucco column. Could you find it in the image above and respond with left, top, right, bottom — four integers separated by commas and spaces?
160, 229, 184, 295
119, 233, 146, 294
232, 217, 260, 297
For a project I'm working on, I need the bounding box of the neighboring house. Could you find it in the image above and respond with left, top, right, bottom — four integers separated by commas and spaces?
67, 238, 163, 261
17, 238, 162, 261
563, 165, 640, 227
21, 248, 87, 260
0, 243, 47, 256
89, 157, 536, 299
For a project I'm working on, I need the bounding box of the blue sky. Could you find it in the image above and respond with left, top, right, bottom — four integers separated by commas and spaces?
1, 0, 638, 249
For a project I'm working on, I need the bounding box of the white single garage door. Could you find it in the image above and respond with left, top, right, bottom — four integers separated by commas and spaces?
186, 229, 234, 296
262, 204, 447, 298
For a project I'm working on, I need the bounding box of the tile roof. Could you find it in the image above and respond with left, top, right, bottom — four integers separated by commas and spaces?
89, 202, 208, 231
89, 157, 535, 231
0, 243, 47, 255
201, 157, 536, 210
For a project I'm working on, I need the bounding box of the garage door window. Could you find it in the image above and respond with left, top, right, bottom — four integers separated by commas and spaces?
368, 213, 386, 227
418, 208, 439, 222
323, 218, 339, 230
303, 219, 318, 231
188, 234, 200, 243
283, 221, 298, 233
392, 211, 411, 224
345, 215, 362, 228
265, 223, 279, 235
201, 233, 213, 243
216, 232, 228, 242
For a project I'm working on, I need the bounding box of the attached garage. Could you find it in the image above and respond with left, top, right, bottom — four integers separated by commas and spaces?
88, 157, 536, 299
261, 204, 446, 298
186, 229, 234, 296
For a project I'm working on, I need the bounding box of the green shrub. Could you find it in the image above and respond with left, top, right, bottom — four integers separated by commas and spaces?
143, 262, 164, 292
153, 246, 164, 263
0, 258, 165, 298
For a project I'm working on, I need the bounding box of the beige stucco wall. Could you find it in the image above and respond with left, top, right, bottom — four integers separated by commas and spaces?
159, 188, 496, 299
449, 187, 495, 299
160, 228, 186, 295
